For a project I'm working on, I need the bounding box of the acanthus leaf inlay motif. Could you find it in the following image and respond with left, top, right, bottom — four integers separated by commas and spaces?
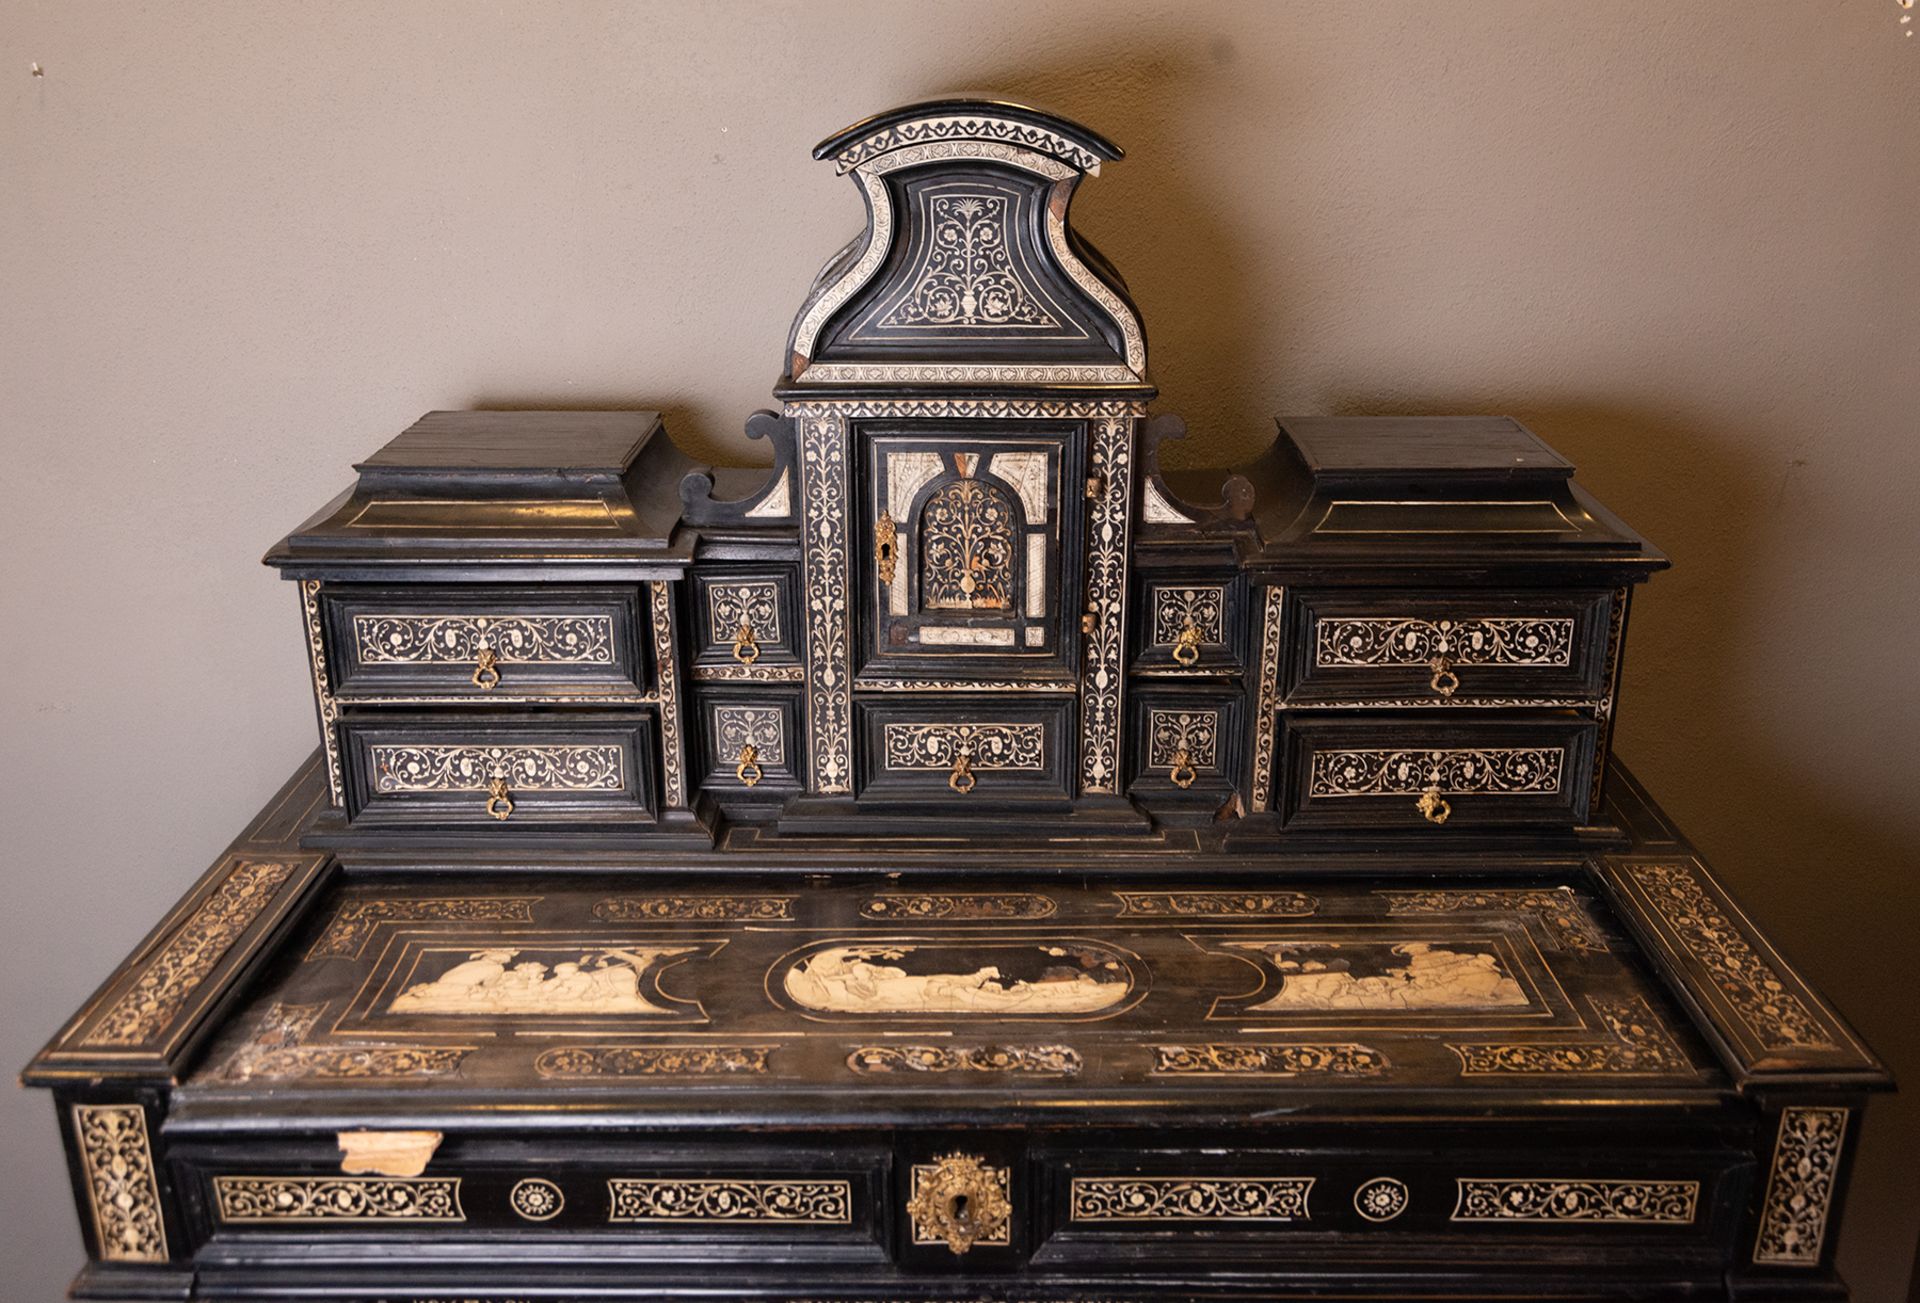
1070, 1177, 1313, 1222
1315, 616, 1574, 668
214, 1176, 464, 1223
1151, 1043, 1388, 1077
608, 1179, 851, 1223
352, 614, 614, 666
371, 744, 625, 793
1451, 1179, 1697, 1224
881, 722, 1045, 771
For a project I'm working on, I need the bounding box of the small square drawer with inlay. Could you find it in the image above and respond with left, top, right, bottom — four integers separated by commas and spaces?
321, 583, 648, 701
855, 696, 1075, 806
1133, 574, 1247, 673
1287, 589, 1614, 705
695, 691, 803, 795
1277, 712, 1598, 830
690, 569, 800, 671
1126, 689, 1244, 802
340, 713, 657, 829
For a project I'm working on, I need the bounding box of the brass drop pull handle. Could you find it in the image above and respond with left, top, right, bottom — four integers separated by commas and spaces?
471, 646, 501, 690
732, 621, 760, 665
948, 752, 976, 794
485, 777, 514, 821
735, 743, 762, 788
1169, 748, 1198, 789
875, 511, 897, 585
1428, 655, 1459, 697
1171, 621, 1202, 667
1416, 786, 1451, 825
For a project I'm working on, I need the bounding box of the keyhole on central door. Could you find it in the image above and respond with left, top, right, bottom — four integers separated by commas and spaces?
948, 1192, 970, 1224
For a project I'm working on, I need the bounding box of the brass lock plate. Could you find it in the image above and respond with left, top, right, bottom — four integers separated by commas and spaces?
907, 1153, 1011, 1254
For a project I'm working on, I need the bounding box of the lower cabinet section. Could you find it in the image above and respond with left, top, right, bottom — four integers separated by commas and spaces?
1276, 711, 1598, 831
339, 712, 658, 830
163, 1118, 1751, 1292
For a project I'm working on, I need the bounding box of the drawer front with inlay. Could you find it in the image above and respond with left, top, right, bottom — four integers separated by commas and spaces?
856, 697, 1075, 804
1277, 713, 1597, 830
321, 584, 647, 700
1126, 689, 1243, 802
1287, 589, 1613, 705
695, 691, 803, 796
1133, 575, 1247, 674
691, 569, 801, 672
341, 713, 656, 828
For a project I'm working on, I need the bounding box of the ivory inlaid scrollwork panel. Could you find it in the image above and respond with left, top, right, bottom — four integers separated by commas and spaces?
1449, 995, 1692, 1077
1114, 890, 1317, 918
1451, 1179, 1698, 1224
214, 1176, 465, 1223
352, 614, 615, 665
1754, 1106, 1848, 1266
83, 860, 295, 1047
535, 1045, 772, 1078
707, 581, 782, 646
1316, 617, 1574, 668
74, 1104, 168, 1262
1309, 748, 1564, 798
608, 1179, 851, 1223
848, 1043, 1080, 1075
1151, 1043, 1388, 1077
371, 745, 626, 793
1146, 709, 1219, 769
1149, 585, 1224, 647
1070, 1177, 1313, 1222
713, 704, 787, 767
881, 722, 1045, 771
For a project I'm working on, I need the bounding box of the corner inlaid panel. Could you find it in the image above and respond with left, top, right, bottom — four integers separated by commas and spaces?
178, 873, 1711, 1105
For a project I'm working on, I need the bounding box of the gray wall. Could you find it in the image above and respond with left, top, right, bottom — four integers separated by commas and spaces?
3, 2, 1915, 1298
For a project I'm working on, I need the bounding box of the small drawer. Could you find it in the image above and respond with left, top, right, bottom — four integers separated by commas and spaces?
691, 568, 801, 670
341, 712, 656, 829
1126, 689, 1243, 802
1277, 712, 1596, 830
322, 584, 647, 701
856, 696, 1075, 805
694, 690, 803, 796
1287, 589, 1614, 704
1133, 575, 1247, 673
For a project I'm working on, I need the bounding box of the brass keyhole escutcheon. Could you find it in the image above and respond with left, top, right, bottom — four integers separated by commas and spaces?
948, 751, 976, 794
908, 1153, 1010, 1256
471, 646, 501, 690
875, 510, 897, 585
1169, 747, 1198, 789
1428, 655, 1459, 697
1171, 621, 1202, 667
484, 777, 514, 821
731, 621, 760, 665
1416, 786, 1451, 825
735, 743, 762, 788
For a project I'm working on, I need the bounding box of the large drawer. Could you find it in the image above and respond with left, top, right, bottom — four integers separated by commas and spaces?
855, 696, 1075, 806
1287, 589, 1615, 705
1276, 712, 1597, 830
321, 583, 648, 701
340, 712, 657, 829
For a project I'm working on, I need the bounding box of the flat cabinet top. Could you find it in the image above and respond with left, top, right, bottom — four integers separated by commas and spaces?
264, 410, 696, 574
1240, 415, 1666, 566
173, 870, 1724, 1128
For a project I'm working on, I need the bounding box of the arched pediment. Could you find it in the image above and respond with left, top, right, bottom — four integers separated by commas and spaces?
785, 100, 1149, 389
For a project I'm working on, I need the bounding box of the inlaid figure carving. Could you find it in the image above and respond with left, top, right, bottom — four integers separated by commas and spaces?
390, 947, 692, 1015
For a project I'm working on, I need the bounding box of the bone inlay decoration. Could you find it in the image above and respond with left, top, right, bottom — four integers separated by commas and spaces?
1147, 709, 1219, 769
608, 1179, 851, 1224
73, 1105, 168, 1261
1309, 747, 1564, 797
1316, 616, 1575, 667
782, 940, 1133, 1016
371, 744, 625, 793
1152, 1044, 1388, 1076
1451, 1179, 1698, 1224
707, 581, 782, 645
714, 704, 786, 768
880, 193, 1059, 328
389, 946, 696, 1015
1754, 1106, 1848, 1266
1150, 586, 1224, 647
882, 722, 1045, 771
1070, 1177, 1313, 1222
352, 614, 615, 665
214, 1176, 464, 1223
